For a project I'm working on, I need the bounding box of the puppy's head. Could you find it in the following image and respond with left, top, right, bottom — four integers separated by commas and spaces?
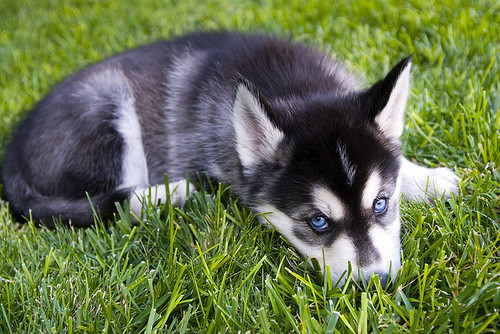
233, 57, 412, 286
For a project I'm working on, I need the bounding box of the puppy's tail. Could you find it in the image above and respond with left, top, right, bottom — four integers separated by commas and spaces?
3, 179, 130, 228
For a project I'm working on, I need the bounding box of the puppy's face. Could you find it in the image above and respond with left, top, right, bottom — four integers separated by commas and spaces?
233, 57, 412, 285
259, 124, 402, 285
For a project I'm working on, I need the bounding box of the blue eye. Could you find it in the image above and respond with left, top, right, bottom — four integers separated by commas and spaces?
309, 215, 328, 231
373, 198, 388, 214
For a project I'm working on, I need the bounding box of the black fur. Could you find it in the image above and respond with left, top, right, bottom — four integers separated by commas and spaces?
3, 32, 401, 230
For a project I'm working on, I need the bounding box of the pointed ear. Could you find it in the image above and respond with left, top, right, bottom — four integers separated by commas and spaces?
232, 79, 285, 169
364, 56, 413, 140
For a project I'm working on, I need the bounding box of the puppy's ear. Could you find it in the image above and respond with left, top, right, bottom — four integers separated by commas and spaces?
363, 56, 413, 140
232, 78, 284, 169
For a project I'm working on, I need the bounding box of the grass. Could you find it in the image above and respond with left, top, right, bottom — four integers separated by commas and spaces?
0, 0, 499, 332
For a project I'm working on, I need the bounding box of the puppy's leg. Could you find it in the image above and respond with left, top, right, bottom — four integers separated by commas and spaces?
129, 179, 195, 216
399, 157, 460, 201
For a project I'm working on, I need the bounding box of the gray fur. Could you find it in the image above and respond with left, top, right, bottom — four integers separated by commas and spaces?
2, 32, 459, 285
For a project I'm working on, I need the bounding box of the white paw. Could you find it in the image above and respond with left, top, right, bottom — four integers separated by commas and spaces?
129, 179, 196, 216
425, 167, 460, 200
168, 179, 196, 207
400, 158, 460, 202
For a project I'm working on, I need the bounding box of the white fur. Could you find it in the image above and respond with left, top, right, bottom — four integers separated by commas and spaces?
320, 234, 358, 283
233, 84, 285, 168
312, 185, 346, 221
258, 204, 356, 284
337, 141, 356, 186
257, 204, 390, 285
399, 157, 460, 201
363, 219, 401, 280
361, 175, 402, 283
362, 170, 382, 209
129, 179, 195, 216
375, 62, 411, 140
257, 204, 297, 238
115, 90, 149, 190
80, 67, 149, 190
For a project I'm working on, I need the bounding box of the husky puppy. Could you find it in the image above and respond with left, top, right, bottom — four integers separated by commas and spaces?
2, 32, 459, 285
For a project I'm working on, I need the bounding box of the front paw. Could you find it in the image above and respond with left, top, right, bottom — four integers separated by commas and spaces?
169, 179, 196, 207
400, 158, 460, 202
425, 167, 460, 200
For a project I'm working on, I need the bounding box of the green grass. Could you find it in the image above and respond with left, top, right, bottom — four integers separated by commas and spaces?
0, 0, 499, 332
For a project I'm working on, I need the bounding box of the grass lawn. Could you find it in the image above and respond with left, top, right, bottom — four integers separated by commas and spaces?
1, 0, 499, 332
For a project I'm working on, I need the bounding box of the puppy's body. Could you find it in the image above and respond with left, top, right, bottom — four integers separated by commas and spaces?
2, 32, 459, 284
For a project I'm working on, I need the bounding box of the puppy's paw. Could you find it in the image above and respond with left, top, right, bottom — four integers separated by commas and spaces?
400, 158, 460, 202
168, 179, 196, 207
129, 179, 196, 216
425, 167, 460, 200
